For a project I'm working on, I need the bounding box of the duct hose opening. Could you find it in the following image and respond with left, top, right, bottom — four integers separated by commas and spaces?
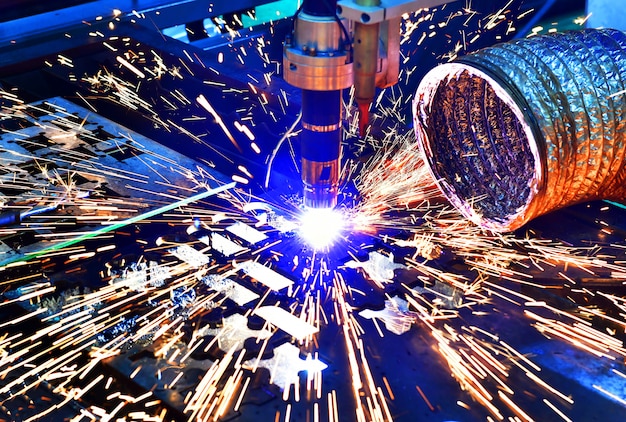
413, 29, 626, 232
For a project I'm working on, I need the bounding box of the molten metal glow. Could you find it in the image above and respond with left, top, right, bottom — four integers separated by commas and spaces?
298, 207, 345, 249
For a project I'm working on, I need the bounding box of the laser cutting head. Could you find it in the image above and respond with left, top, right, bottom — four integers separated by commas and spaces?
299, 89, 344, 209
283, 0, 454, 209
283, 1, 352, 210
302, 158, 340, 209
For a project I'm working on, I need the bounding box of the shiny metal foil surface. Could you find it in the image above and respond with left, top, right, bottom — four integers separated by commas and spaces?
413, 29, 626, 231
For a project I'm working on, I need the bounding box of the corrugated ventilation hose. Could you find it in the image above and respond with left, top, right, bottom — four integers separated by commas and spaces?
413, 29, 626, 231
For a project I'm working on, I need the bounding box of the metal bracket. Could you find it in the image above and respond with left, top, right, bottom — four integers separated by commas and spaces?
337, 0, 453, 24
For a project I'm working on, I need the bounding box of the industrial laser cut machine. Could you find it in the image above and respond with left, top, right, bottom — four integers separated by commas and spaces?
0, 1, 625, 422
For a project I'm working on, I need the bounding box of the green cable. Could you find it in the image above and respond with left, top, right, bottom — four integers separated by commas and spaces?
0, 182, 236, 269
605, 200, 626, 211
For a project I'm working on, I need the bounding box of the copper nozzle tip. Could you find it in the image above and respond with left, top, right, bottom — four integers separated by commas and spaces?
301, 158, 340, 209
303, 188, 338, 209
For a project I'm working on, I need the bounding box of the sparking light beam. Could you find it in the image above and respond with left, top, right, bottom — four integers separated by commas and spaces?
298, 207, 346, 250
196, 94, 243, 152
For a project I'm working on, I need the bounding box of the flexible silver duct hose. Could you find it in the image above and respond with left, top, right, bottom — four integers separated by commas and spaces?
413, 29, 626, 231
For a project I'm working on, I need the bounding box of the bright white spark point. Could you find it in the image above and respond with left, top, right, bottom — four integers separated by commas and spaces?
299, 208, 345, 249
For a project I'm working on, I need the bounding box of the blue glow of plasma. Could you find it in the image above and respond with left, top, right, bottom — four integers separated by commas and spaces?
298, 207, 345, 250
